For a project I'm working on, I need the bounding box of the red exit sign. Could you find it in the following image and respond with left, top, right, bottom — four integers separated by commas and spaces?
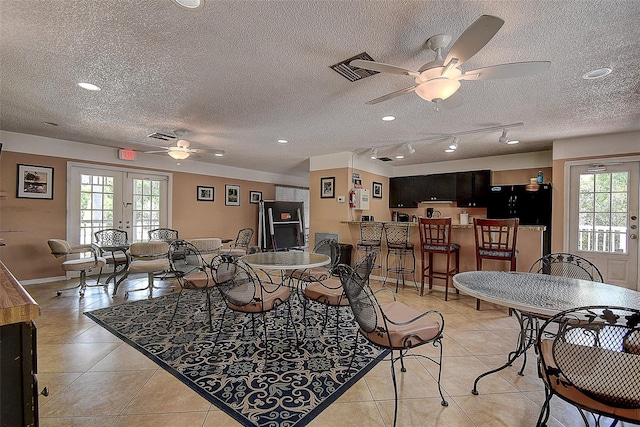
118, 149, 136, 161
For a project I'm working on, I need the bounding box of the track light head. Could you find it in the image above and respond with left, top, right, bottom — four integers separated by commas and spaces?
407, 143, 415, 154
370, 148, 378, 159
448, 137, 459, 150
499, 129, 519, 144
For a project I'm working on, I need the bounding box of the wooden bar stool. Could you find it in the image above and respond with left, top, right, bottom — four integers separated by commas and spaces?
418, 217, 460, 300
473, 217, 519, 310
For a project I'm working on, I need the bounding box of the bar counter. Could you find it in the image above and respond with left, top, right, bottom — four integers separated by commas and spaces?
340, 220, 546, 281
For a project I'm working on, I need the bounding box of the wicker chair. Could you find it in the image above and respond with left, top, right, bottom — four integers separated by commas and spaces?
535, 305, 640, 427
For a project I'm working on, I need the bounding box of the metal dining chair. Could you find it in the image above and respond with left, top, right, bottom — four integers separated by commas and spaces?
529, 252, 603, 282
93, 228, 129, 286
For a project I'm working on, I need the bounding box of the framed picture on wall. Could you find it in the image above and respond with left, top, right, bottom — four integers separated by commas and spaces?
17, 164, 54, 199
372, 181, 382, 199
320, 177, 335, 198
196, 185, 214, 201
249, 191, 262, 204
225, 184, 240, 206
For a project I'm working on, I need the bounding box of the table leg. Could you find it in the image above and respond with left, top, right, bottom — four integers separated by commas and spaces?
471, 309, 537, 395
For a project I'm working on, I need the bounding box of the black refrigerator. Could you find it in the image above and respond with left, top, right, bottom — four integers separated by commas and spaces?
486, 184, 552, 255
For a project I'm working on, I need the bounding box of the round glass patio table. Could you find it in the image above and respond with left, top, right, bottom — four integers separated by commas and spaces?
452, 270, 640, 394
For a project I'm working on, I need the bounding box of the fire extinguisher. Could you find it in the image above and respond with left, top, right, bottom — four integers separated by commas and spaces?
349, 189, 356, 208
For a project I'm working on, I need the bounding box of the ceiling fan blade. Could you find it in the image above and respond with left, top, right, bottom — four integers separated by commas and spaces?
365, 85, 418, 105
444, 15, 504, 67
350, 59, 419, 76
440, 91, 463, 109
190, 148, 225, 155
460, 61, 551, 80
143, 149, 169, 154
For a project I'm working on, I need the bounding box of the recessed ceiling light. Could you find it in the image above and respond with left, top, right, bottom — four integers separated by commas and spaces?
395, 154, 404, 159
78, 82, 101, 91
214, 152, 224, 157
582, 68, 612, 80
172, 0, 203, 8
277, 139, 288, 144
506, 139, 520, 145
381, 115, 396, 121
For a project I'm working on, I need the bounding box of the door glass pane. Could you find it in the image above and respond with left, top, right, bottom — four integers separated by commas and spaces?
79, 174, 116, 245
577, 171, 628, 253
131, 178, 162, 242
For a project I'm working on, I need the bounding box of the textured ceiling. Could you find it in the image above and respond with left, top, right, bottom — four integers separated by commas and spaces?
1, 1, 639, 177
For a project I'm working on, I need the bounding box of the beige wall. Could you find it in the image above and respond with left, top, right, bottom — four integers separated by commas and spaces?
0, 152, 275, 281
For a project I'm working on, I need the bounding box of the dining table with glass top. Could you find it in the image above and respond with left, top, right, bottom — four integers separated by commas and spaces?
452, 270, 640, 395
240, 251, 331, 274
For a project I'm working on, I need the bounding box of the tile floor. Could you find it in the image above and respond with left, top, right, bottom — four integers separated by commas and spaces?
25, 274, 635, 427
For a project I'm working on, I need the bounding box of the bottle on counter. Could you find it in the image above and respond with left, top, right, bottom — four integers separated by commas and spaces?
537, 171, 543, 184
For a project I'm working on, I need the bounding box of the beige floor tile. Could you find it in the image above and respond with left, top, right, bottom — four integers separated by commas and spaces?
376, 397, 474, 427
452, 392, 563, 427
426, 355, 520, 396
122, 369, 211, 414
109, 412, 208, 427
202, 409, 242, 426
68, 323, 124, 343
36, 372, 82, 401
364, 358, 447, 401
308, 400, 385, 426
476, 353, 544, 392
39, 370, 154, 417
447, 329, 516, 356
38, 342, 122, 373
335, 376, 374, 402
88, 342, 159, 371
39, 416, 115, 427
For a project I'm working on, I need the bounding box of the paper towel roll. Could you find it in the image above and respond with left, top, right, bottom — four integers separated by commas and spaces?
460, 212, 469, 225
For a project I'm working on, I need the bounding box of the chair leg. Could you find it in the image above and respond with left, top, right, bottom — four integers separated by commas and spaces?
56, 270, 107, 297
390, 349, 399, 427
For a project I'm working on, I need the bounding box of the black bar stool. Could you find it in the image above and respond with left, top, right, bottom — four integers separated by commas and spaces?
383, 222, 416, 292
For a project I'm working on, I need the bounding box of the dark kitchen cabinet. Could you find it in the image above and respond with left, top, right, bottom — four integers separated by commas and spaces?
414, 173, 457, 202
456, 170, 490, 207
389, 176, 416, 208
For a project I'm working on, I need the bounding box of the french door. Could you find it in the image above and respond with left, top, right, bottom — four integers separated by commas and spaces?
68, 164, 171, 246
568, 161, 639, 290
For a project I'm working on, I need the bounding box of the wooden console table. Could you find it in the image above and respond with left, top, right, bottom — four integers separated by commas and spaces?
0, 260, 41, 426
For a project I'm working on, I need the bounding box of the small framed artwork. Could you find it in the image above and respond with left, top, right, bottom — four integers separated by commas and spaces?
17, 164, 54, 199
372, 181, 383, 199
249, 191, 262, 204
225, 184, 240, 206
197, 185, 214, 202
320, 177, 335, 199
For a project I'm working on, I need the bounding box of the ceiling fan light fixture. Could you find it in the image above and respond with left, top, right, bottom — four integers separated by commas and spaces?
172, 0, 203, 9
168, 149, 190, 160
414, 78, 461, 102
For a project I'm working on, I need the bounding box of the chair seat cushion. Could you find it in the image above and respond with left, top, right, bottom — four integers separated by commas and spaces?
478, 248, 517, 258
129, 258, 169, 274
62, 256, 107, 271
540, 339, 640, 419
388, 242, 414, 250
227, 282, 291, 313
422, 243, 460, 252
363, 301, 441, 349
304, 277, 349, 306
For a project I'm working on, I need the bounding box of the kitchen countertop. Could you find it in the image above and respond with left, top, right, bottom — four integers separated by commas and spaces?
340, 221, 546, 231
0, 261, 40, 326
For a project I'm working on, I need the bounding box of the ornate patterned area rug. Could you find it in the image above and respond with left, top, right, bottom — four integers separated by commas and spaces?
85, 291, 387, 426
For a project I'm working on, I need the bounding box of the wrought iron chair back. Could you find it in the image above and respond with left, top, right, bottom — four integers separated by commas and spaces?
94, 228, 128, 246
148, 228, 179, 242
232, 228, 254, 251
536, 305, 640, 426
529, 252, 603, 282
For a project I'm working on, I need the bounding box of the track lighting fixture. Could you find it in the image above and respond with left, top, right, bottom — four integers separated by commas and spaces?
448, 137, 459, 150
370, 148, 378, 159
499, 129, 519, 145
407, 143, 415, 154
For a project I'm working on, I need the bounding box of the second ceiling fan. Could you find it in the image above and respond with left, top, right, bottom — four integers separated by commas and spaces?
350, 15, 550, 108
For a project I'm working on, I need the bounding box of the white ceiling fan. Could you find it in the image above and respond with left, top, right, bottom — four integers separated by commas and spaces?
350, 15, 550, 109
144, 138, 225, 160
